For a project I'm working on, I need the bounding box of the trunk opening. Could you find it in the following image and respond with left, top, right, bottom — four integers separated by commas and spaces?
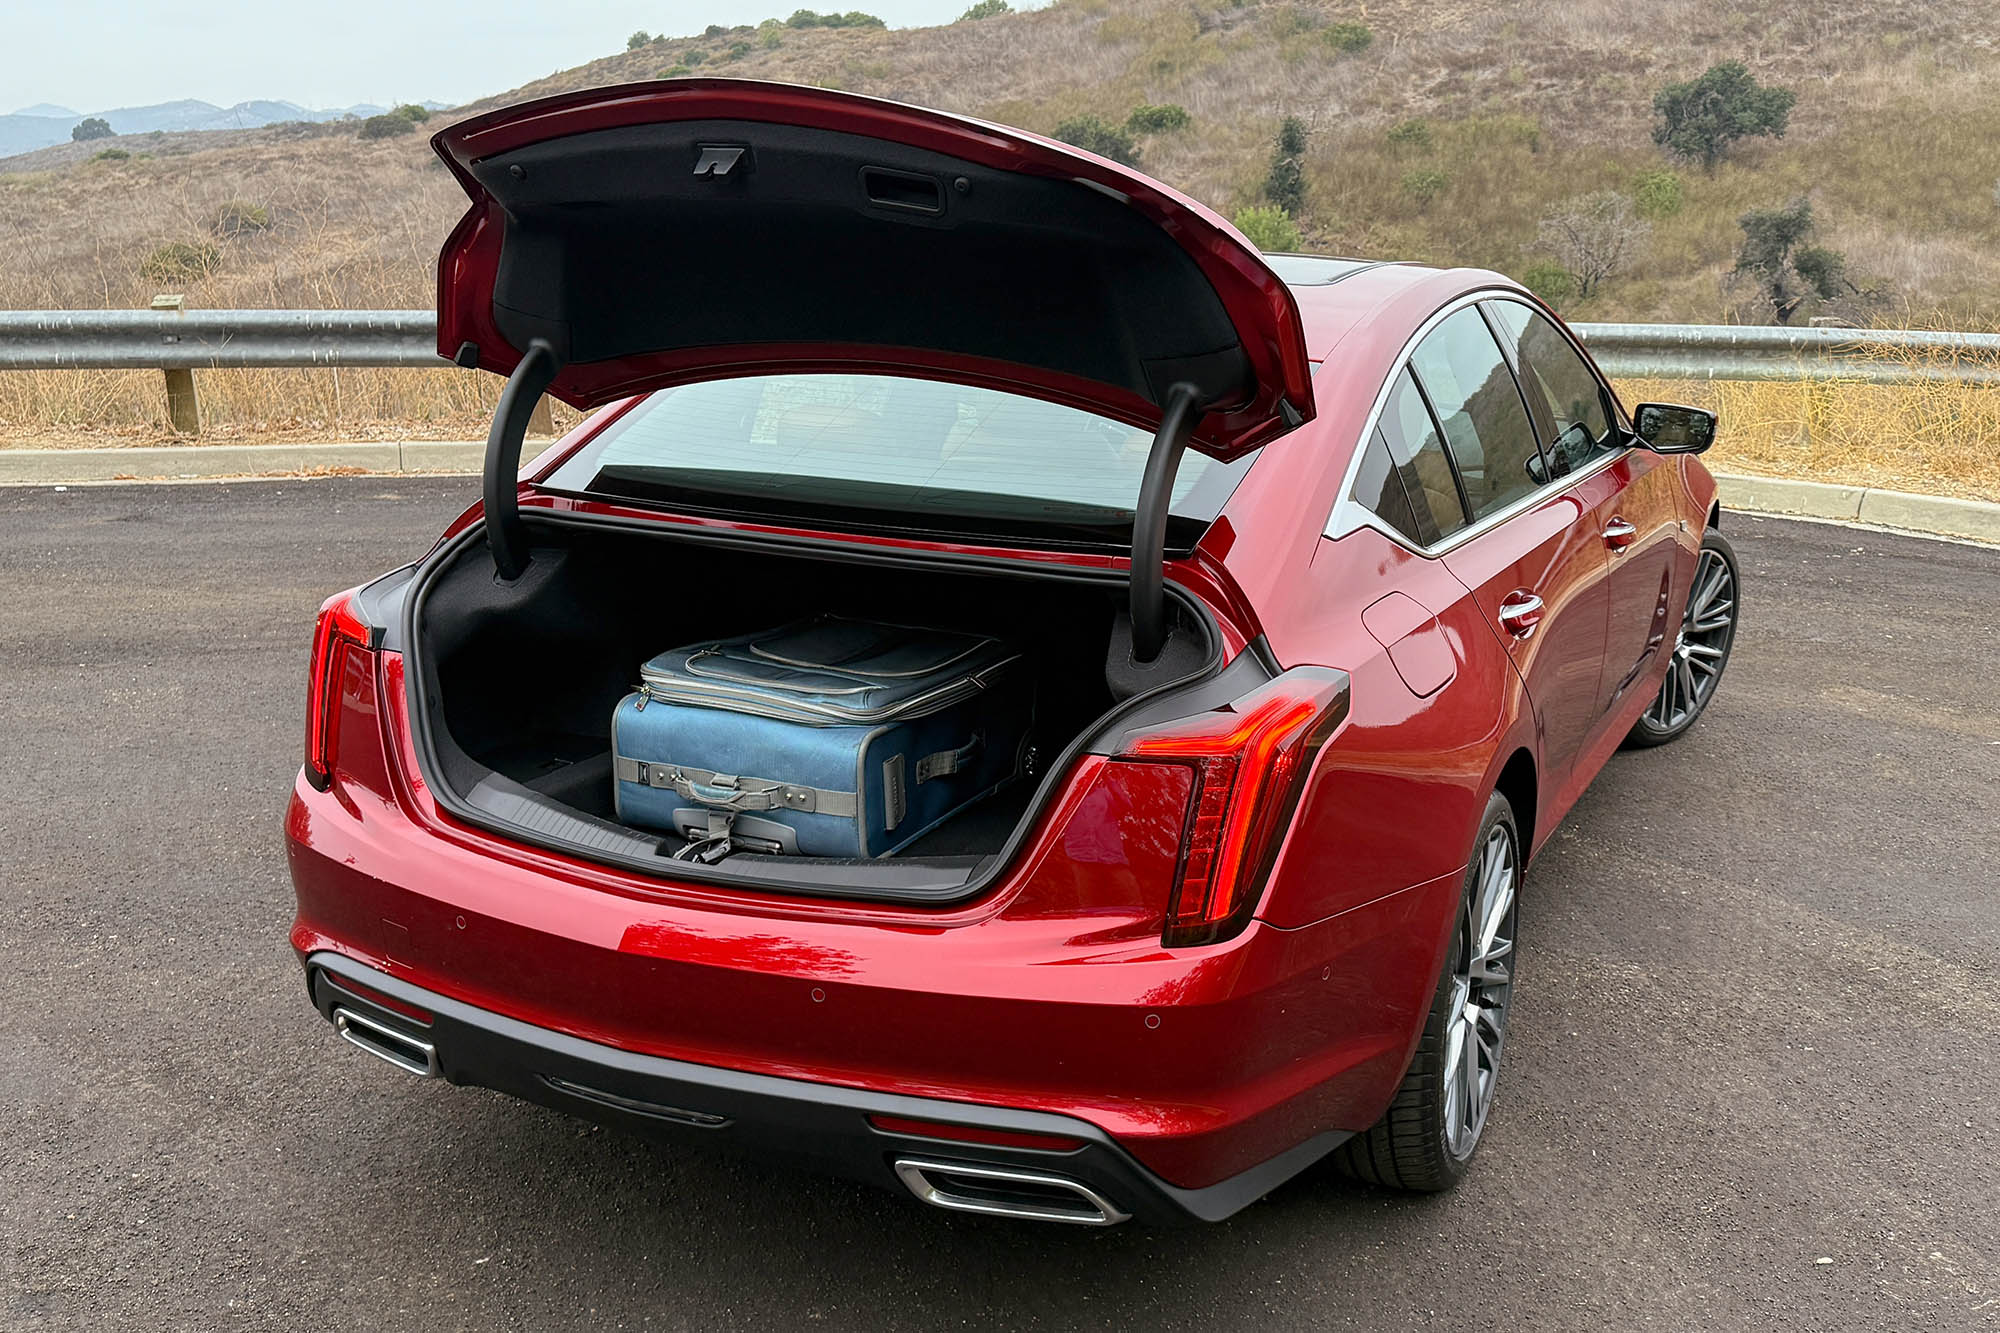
402, 513, 1229, 903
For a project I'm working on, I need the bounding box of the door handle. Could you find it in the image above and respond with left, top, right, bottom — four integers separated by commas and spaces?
1497, 591, 1545, 639
1603, 518, 1638, 551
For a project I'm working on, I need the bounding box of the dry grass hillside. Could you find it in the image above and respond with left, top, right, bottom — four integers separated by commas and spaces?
4, 0, 2000, 497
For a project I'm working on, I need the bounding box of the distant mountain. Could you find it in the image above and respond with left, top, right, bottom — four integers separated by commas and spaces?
0, 96, 447, 157
0, 114, 76, 158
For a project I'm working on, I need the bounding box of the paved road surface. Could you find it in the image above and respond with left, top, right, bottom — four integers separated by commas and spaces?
3, 478, 1996, 1331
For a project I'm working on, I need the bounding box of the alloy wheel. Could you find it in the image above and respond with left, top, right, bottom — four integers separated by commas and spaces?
1442, 823, 1517, 1160
1647, 547, 1736, 732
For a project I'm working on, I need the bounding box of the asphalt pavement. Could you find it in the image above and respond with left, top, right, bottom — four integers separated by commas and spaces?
2, 477, 1996, 1331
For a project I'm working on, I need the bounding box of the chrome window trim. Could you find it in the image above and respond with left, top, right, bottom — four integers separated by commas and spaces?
1323, 288, 1636, 560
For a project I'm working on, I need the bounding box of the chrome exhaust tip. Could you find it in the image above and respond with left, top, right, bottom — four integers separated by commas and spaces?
333, 1006, 439, 1078
892, 1157, 1130, 1226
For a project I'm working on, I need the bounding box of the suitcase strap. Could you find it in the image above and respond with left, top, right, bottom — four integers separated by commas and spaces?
915, 734, 982, 783
615, 757, 858, 818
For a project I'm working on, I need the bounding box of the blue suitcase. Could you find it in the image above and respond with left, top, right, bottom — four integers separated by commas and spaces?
611, 617, 1032, 860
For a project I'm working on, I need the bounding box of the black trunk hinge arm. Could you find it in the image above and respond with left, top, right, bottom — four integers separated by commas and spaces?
484, 339, 562, 581
1129, 381, 1205, 664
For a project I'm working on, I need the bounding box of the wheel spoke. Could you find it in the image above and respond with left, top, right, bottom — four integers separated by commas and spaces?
1689, 560, 1727, 621
1685, 641, 1725, 661
1455, 1020, 1482, 1136
1441, 1017, 1466, 1144
1690, 601, 1734, 634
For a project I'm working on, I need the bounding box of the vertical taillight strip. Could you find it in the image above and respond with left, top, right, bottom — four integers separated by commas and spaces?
304, 589, 379, 791
1117, 668, 1350, 947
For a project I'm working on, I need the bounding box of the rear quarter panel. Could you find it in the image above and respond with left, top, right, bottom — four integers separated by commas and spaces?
1255, 527, 1533, 931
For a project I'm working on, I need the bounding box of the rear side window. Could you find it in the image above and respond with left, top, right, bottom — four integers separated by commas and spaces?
1349, 430, 1427, 545
1486, 300, 1620, 479
1375, 369, 1470, 543
1408, 308, 1546, 523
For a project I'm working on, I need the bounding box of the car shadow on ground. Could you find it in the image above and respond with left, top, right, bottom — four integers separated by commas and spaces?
321, 1079, 1465, 1324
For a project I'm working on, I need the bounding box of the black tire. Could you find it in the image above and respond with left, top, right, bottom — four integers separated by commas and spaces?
1624, 528, 1740, 749
1333, 791, 1519, 1192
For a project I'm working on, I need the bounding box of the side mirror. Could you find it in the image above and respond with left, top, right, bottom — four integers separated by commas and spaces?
1632, 402, 1717, 455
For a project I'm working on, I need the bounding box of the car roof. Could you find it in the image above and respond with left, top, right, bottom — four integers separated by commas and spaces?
1264, 254, 1528, 361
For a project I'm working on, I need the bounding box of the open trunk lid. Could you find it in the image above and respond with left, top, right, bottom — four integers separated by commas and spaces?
431, 79, 1313, 459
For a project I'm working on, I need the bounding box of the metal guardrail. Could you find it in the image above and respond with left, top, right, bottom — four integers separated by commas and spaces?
2, 309, 1998, 395
1576, 322, 2000, 387
0, 309, 445, 371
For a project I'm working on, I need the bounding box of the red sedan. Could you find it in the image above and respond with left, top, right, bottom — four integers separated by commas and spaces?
288, 80, 1739, 1225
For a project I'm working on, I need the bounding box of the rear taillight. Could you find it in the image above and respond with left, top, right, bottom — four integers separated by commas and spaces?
304, 589, 377, 791
1118, 668, 1349, 948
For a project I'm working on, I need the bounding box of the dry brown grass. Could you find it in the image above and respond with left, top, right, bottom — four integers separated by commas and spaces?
1, 0, 1999, 499
1619, 377, 2000, 502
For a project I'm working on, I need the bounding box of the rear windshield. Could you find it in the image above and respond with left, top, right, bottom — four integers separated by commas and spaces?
541, 373, 1250, 548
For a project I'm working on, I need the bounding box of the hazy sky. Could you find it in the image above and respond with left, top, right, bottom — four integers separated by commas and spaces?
13, 0, 994, 114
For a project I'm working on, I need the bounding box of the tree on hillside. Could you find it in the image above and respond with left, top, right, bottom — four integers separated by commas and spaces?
1264, 116, 1308, 217
1535, 191, 1649, 299
72, 117, 112, 142
1734, 198, 1849, 323
1054, 115, 1139, 167
628, 30, 653, 49
959, 0, 1012, 18
1652, 61, 1795, 171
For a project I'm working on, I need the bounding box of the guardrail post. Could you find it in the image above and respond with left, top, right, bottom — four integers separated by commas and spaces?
150, 294, 201, 434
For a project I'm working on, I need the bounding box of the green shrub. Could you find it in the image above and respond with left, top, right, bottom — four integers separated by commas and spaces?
1322, 21, 1372, 53
1401, 168, 1449, 210
212, 200, 271, 236
1054, 115, 1140, 166
71, 117, 113, 142
661, 63, 694, 77
1263, 115, 1308, 216
1232, 205, 1302, 252
727, 40, 754, 59
392, 104, 430, 123
141, 240, 221, 282
1126, 103, 1190, 134
705, 23, 729, 36
1517, 261, 1577, 307
628, 29, 652, 49
1386, 118, 1432, 151
785, 9, 885, 27
685, 49, 708, 65
1653, 61, 1795, 171
960, 0, 1012, 18
1632, 168, 1684, 219
759, 25, 784, 47
357, 114, 416, 140
91, 147, 130, 162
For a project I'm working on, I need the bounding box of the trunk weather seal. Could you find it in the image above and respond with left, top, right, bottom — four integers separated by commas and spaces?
400, 508, 1228, 906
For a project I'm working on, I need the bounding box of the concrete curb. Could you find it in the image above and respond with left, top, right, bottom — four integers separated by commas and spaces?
1711, 471, 2000, 544
0, 439, 545, 485
1, 443, 1992, 544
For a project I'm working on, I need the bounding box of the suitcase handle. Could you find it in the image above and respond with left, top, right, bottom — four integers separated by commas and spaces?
622, 760, 857, 819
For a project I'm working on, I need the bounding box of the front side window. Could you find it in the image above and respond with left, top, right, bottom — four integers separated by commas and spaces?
1486, 300, 1621, 478
1408, 308, 1546, 523
543, 373, 1248, 545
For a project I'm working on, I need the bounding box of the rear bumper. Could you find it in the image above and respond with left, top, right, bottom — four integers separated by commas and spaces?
306, 953, 1346, 1225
